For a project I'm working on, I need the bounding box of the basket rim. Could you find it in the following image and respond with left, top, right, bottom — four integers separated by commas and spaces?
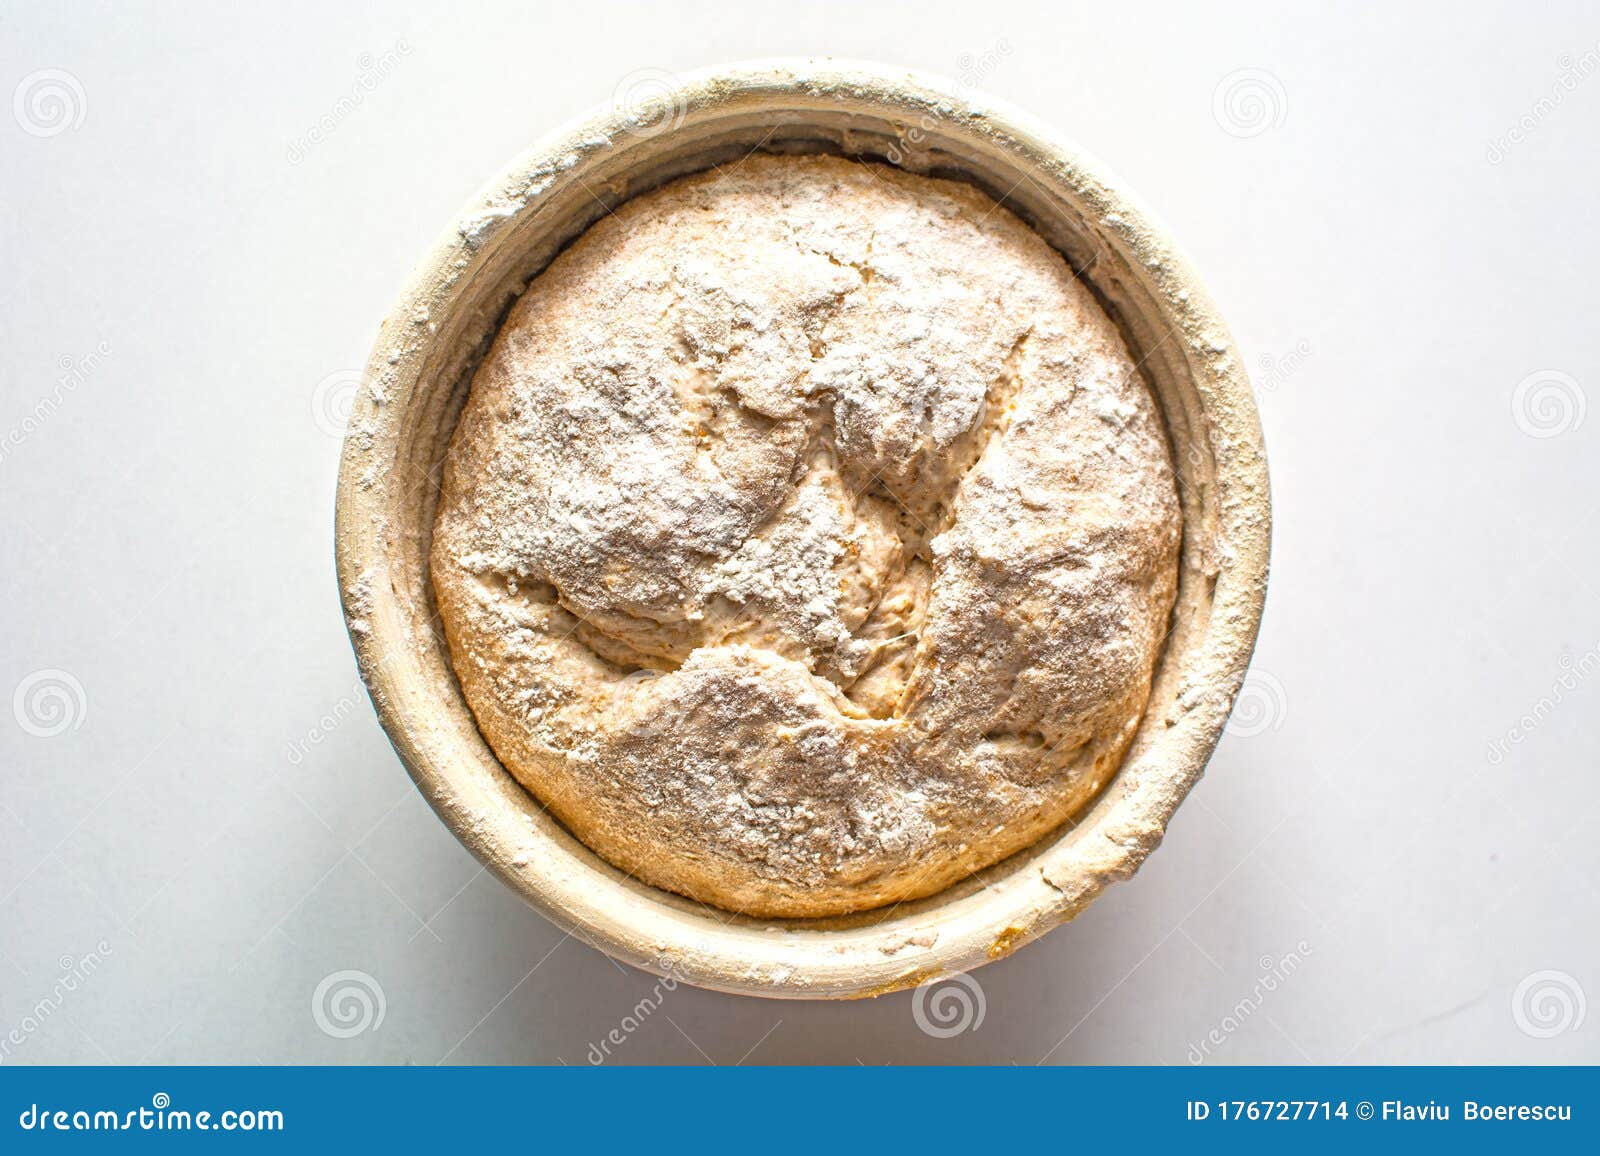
334, 57, 1270, 999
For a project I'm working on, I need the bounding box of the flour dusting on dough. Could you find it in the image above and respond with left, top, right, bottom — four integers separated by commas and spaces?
431, 155, 1180, 917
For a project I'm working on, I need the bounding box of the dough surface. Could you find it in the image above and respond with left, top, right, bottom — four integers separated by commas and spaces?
431, 154, 1181, 918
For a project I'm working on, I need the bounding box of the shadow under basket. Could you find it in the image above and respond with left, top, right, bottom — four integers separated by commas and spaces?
334, 59, 1270, 999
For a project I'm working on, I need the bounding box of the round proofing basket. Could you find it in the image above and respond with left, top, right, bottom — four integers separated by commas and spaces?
334, 59, 1270, 999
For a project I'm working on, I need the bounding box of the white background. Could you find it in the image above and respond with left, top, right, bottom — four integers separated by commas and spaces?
2, 0, 1597, 1065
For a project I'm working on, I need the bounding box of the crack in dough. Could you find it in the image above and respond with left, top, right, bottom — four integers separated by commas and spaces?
432, 154, 1181, 917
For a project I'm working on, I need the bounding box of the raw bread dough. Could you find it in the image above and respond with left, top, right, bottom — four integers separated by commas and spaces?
431, 154, 1181, 918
